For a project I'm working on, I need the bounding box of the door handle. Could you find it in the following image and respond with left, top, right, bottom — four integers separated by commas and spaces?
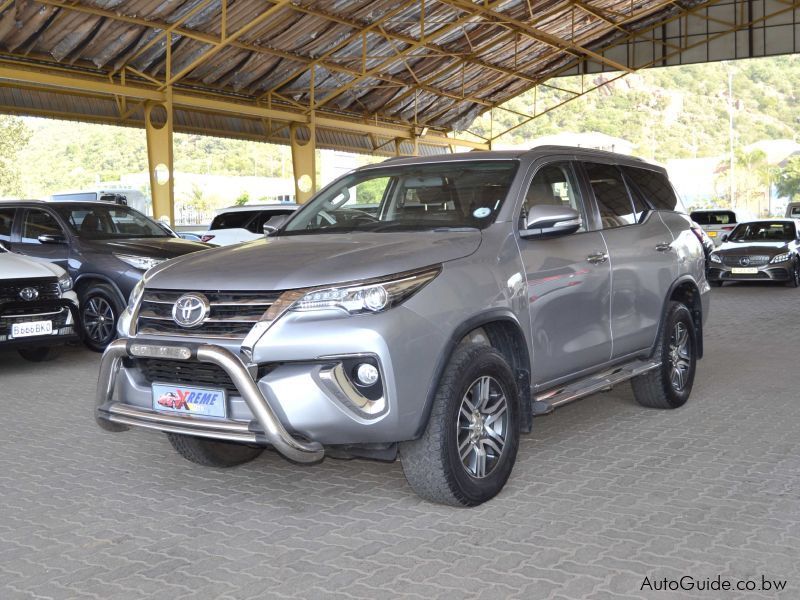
655, 242, 672, 252
586, 252, 608, 265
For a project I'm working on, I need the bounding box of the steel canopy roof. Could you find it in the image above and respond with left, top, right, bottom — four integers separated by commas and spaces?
0, 0, 797, 155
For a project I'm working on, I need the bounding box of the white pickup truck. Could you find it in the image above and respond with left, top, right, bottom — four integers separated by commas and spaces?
0, 244, 79, 361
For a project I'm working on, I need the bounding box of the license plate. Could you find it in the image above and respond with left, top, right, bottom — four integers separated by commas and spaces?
152, 383, 226, 419
707, 231, 717, 237
11, 320, 53, 338
731, 267, 758, 274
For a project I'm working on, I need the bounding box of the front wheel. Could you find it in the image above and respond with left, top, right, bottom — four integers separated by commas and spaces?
632, 301, 696, 409
400, 344, 520, 507
166, 434, 264, 467
80, 284, 122, 352
786, 259, 800, 288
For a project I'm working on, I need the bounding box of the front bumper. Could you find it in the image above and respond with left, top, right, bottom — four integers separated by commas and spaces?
0, 297, 79, 348
708, 264, 791, 282
96, 339, 325, 463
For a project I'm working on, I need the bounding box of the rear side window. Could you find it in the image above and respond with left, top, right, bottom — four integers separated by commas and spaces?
621, 166, 683, 212
0, 207, 14, 242
209, 211, 257, 230
788, 206, 800, 217
583, 163, 637, 229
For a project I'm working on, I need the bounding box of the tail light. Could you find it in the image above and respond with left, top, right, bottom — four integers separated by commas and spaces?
200, 234, 215, 243
721, 226, 735, 231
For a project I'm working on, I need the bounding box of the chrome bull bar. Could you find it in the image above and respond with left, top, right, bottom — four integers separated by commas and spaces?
95, 339, 325, 464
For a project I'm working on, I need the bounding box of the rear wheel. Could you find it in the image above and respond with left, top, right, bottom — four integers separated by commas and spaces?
632, 302, 696, 409
400, 344, 520, 506
166, 433, 264, 467
80, 284, 122, 352
17, 346, 62, 362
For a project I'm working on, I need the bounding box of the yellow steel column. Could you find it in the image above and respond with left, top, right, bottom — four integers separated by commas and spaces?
290, 121, 316, 204
144, 90, 175, 224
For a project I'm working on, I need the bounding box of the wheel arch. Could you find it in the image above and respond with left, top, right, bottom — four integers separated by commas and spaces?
415, 310, 533, 438
657, 276, 704, 360
74, 274, 127, 308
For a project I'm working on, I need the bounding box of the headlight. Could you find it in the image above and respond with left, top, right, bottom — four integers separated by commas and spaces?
127, 278, 146, 312
710, 253, 722, 264
57, 273, 73, 293
290, 266, 441, 315
115, 253, 165, 271
771, 252, 791, 263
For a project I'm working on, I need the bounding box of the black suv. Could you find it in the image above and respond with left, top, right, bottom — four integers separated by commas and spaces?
0, 201, 208, 351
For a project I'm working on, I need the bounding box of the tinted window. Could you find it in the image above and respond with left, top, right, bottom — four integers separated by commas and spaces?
22, 209, 63, 243
209, 211, 257, 230
729, 221, 795, 242
790, 206, 800, 217
584, 163, 636, 229
690, 211, 736, 225
0, 207, 14, 242
251, 210, 296, 233
522, 162, 585, 232
622, 166, 682, 212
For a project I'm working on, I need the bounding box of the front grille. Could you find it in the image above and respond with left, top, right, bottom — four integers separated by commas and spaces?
0, 278, 60, 304
721, 255, 769, 267
136, 289, 283, 339
131, 358, 239, 395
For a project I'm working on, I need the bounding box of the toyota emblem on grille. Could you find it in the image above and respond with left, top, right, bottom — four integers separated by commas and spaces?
739, 257, 751, 266
19, 287, 39, 301
172, 293, 210, 328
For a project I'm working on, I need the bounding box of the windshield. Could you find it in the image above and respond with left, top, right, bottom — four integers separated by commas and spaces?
282, 160, 518, 235
728, 221, 796, 242
52, 204, 170, 239
690, 211, 736, 225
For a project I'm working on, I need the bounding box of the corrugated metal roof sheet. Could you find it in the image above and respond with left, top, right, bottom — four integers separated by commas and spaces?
0, 0, 702, 151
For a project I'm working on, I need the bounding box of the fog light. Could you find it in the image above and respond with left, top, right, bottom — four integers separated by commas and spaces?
355, 363, 379, 386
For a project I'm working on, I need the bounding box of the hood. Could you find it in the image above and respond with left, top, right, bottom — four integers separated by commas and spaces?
0, 252, 65, 279
146, 231, 482, 291
716, 240, 790, 255
82, 237, 210, 259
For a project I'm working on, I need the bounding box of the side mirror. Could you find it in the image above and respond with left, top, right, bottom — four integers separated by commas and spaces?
721, 234, 728, 242
263, 215, 289, 237
38, 233, 66, 244
520, 205, 581, 239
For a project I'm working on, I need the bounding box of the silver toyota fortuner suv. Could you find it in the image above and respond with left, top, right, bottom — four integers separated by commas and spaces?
95, 146, 710, 506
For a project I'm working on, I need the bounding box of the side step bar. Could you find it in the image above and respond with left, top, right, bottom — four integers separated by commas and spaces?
533, 359, 660, 416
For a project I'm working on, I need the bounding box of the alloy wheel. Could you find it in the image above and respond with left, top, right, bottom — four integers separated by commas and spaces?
456, 375, 508, 479
82, 296, 115, 344
669, 322, 692, 391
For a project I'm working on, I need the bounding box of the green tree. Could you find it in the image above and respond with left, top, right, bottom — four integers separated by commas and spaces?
0, 116, 32, 196
234, 191, 250, 206
776, 155, 800, 200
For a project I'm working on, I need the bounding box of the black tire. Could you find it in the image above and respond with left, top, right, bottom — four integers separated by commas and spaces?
166, 433, 264, 467
710, 280, 723, 288
631, 301, 696, 409
400, 344, 520, 507
17, 346, 62, 362
80, 283, 123, 352
786, 259, 800, 288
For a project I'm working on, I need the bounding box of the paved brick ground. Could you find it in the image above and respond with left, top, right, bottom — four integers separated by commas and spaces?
1, 283, 799, 599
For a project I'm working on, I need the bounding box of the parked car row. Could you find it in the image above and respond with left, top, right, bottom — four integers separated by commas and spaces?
0, 200, 209, 352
